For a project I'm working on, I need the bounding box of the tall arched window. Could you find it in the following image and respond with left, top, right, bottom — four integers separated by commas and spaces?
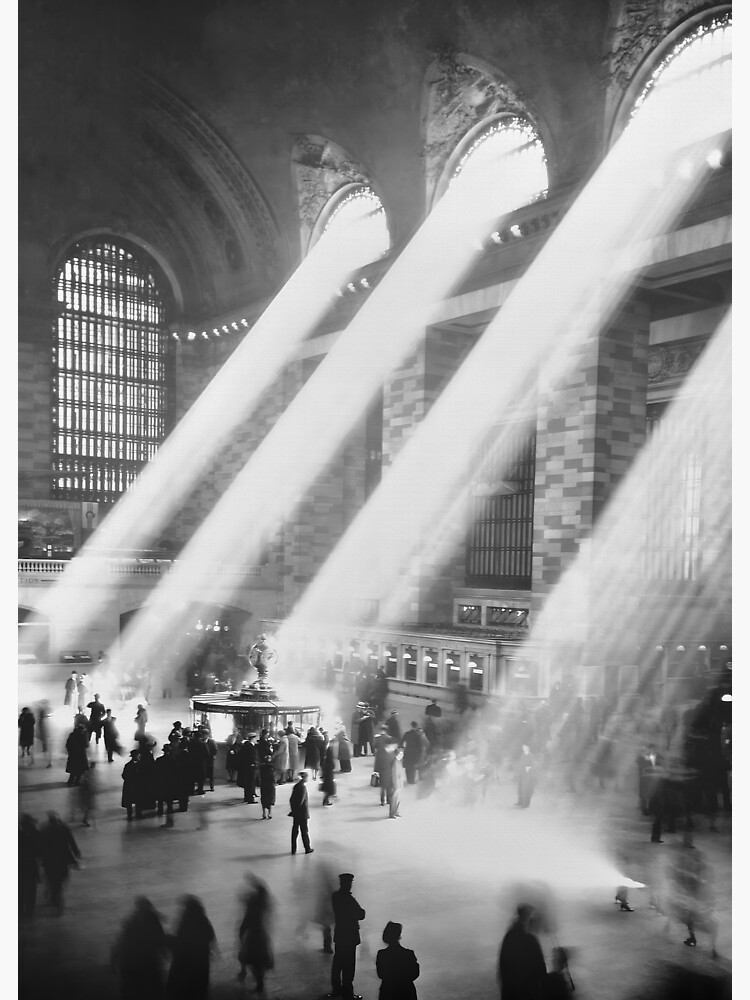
52, 237, 172, 503
313, 184, 390, 268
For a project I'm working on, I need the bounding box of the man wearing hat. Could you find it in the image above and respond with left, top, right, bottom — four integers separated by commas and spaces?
329, 872, 366, 1000
289, 771, 314, 854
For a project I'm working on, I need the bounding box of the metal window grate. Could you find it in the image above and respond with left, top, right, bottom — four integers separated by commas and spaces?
643, 402, 703, 581
466, 424, 536, 588
51, 239, 170, 503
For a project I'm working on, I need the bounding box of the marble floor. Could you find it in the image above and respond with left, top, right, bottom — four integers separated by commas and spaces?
17, 687, 732, 999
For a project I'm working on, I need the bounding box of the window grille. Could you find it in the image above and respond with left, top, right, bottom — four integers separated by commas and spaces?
643, 402, 702, 581
51, 238, 171, 503
466, 424, 536, 588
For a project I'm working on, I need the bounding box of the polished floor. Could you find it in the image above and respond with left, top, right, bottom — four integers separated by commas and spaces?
18, 686, 732, 999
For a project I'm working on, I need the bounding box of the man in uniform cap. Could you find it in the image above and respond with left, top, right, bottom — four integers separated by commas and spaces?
328, 872, 366, 1000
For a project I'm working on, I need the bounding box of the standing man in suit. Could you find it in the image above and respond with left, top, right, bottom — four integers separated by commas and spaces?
328, 873, 366, 1000
289, 771, 314, 854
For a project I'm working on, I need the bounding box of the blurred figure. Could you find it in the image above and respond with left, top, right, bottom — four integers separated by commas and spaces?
238, 876, 275, 992
289, 771, 313, 854
259, 754, 277, 819
76, 672, 89, 713
134, 703, 148, 741
65, 723, 89, 786
400, 722, 430, 784
376, 920, 420, 1000
272, 729, 289, 784
329, 872, 366, 1000
516, 745, 537, 808
103, 709, 121, 762
667, 838, 719, 956
166, 895, 217, 1000
388, 747, 404, 819
64, 671, 78, 708
314, 859, 337, 954
497, 903, 547, 1000
18, 706, 35, 762
71, 760, 98, 827
36, 699, 52, 767
111, 896, 170, 1000
226, 732, 242, 783
38, 811, 81, 915
19, 813, 40, 918
321, 742, 337, 806
541, 947, 573, 1000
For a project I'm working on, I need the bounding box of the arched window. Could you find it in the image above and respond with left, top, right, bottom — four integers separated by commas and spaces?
52, 237, 172, 503
445, 116, 548, 246
627, 12, 731, 129
313, 184, 390, 268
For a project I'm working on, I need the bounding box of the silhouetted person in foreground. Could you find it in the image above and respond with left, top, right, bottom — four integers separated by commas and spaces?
19, 813, 40, 918
111, 896, 170, 1000
65, 723, 89, 785
376, 920, 420, 1000
498, 903, 547, 1000
328, 872, 366, 1000
289, 771, 313, 854
166, 895, 217, 1000
38, 811, 81, 915
541, 947, 573, 1000
238, 876, 274, 992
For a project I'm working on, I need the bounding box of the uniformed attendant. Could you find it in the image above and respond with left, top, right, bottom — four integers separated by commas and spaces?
121, 750, 142, 820
328, 872, 366, 1000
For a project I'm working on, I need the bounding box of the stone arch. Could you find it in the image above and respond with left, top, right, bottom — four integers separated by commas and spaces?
292, 135, 389, 257
421, 50, 554, 209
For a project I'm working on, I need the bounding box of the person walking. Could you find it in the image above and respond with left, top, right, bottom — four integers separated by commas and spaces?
388, 747, 405, 819
321, 742, 337, 806
497, 903, 547, 1000
19, 813, 41, 919
328, 872, 366, 1000
259, 754, 277, 819
86, 693, 107, 745
72, 760, 98, 827
111, 896, 170, 1000
134, 703, 148, 741
38, 811, 81, 915
516, 745, 537, 808
102, 709, 121, 762
376, 921, 420, 1000
238, 876, 275, 992
166, 895, 217, 1000
400, 722, 430, 785
289, 771, 314, 854
18, 706, 36, 762
65, 723, 89, 786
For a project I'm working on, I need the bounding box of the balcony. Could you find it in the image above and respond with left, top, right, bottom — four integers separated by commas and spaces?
18, 557, 265, 580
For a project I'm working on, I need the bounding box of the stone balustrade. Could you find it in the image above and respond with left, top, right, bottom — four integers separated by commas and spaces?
18, 558, 263, 578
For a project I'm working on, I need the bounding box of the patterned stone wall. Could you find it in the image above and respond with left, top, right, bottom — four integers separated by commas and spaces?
18, 332, 53, 498
530, 297, 651, 621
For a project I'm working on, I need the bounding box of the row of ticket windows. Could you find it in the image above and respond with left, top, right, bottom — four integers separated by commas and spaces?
327, 646, 487, 692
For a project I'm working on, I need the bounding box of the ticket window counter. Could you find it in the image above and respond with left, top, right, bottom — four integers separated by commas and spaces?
468, 655, 485, 693
385, 644, 399, 679
445, 652, 461, 687
367, 642, 380, 673
404, 646, 418, 682
424, 649, 439, 685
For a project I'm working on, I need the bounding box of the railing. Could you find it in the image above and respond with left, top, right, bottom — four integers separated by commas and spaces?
18, 558, 264, 578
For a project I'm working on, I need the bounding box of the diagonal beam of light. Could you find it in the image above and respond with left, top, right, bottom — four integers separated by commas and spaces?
276, 69, 730, 655
28, 197, 393, 648
111, 140, 552, 670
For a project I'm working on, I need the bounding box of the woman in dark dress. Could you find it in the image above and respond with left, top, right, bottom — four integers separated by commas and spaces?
259, 755, 277, 819
376, 921, 420, 1000
166, 895, 217, 1000
303, 726, 321, 779
321, 743, 337, 806
238, 877, 274, 992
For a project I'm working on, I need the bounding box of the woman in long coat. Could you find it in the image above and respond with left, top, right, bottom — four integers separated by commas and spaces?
238, 878, 274, 992
18, 708, 35, 758
166, 895, 217, 1000
272, 731, 289, 784
321, 743, 337, 806
259, 755, 277, 819
286, 729, 300, 781
376, 921, 420, 1000
303, 727, 322, 778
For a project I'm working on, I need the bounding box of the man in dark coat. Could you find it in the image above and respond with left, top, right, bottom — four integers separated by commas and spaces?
18, 707, 35, 759
497, 904, 547, 1000
86, 693, 107, 745
187, 729, 210, 795
329, 872, 366, 1000
385, 711, 402, 742
400, 722, 431, 784
64, 671, 77, 707
102, 709, 121, 762
65, 724, 89, 785
289, 771, 314, 854
154, 744, 178, 822
121, 750, 142, 820
237, 734, 259, 803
